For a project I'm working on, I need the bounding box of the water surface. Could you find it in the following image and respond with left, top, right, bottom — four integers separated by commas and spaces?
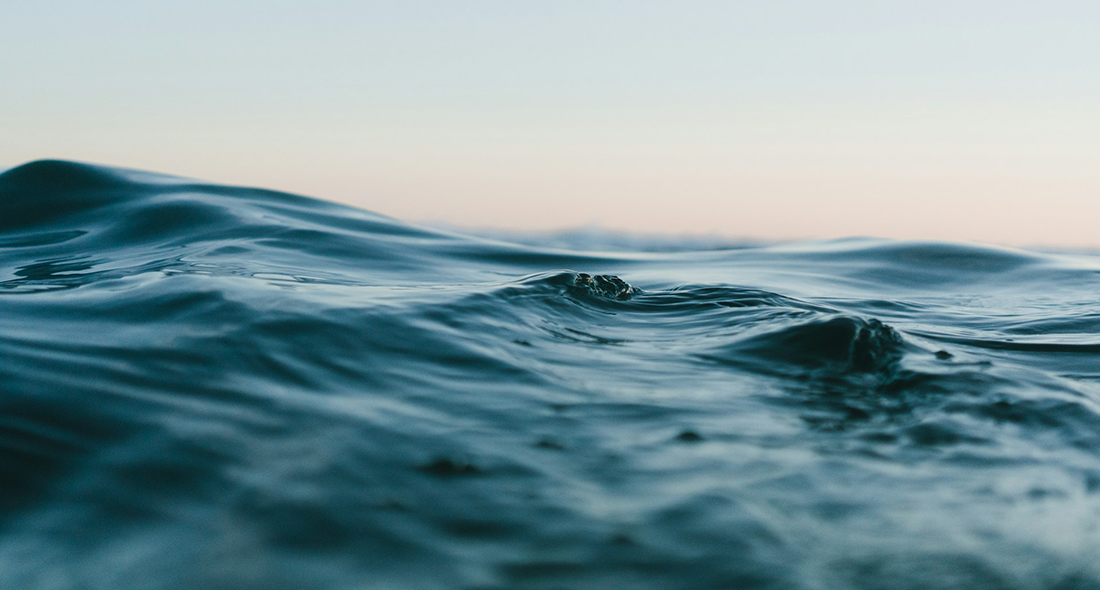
3, 160, 1100, 589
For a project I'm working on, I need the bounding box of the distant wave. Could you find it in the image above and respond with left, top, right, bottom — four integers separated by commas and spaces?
3, 160, 1100, 589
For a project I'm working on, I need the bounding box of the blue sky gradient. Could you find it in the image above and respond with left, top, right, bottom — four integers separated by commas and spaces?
4, 1, 1098, 245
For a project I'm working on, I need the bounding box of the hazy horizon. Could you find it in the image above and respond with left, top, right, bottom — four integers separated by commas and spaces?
4, 1, 1097, 247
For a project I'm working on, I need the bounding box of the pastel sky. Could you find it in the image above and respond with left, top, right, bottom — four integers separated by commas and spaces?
3, 1, 1098, 247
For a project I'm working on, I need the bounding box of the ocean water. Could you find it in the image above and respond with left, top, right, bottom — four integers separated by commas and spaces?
3, 160, 1100, 590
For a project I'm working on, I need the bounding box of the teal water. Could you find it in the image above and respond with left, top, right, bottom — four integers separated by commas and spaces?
3, 160, 1100, 589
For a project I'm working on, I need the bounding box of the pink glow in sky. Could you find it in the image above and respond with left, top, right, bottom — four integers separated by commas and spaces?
3, 1, 1097, 247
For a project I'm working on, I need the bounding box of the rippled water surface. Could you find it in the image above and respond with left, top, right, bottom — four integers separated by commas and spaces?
3, 160, 1100, 589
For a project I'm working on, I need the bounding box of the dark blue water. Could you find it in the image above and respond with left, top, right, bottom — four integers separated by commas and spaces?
3, 160, 1100, 589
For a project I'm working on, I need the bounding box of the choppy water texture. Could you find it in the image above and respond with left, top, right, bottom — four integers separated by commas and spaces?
3, 160, 1100, 590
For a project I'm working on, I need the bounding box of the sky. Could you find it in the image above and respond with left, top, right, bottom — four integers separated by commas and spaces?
3, 1, 1098, 247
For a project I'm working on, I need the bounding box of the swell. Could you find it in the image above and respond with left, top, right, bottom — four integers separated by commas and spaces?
0, 161, 627, 291
2, 160, 1100, 589
5, 161, 1095, 289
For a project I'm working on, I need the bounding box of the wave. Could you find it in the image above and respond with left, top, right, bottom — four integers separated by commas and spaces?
3, 160, 1100, 589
